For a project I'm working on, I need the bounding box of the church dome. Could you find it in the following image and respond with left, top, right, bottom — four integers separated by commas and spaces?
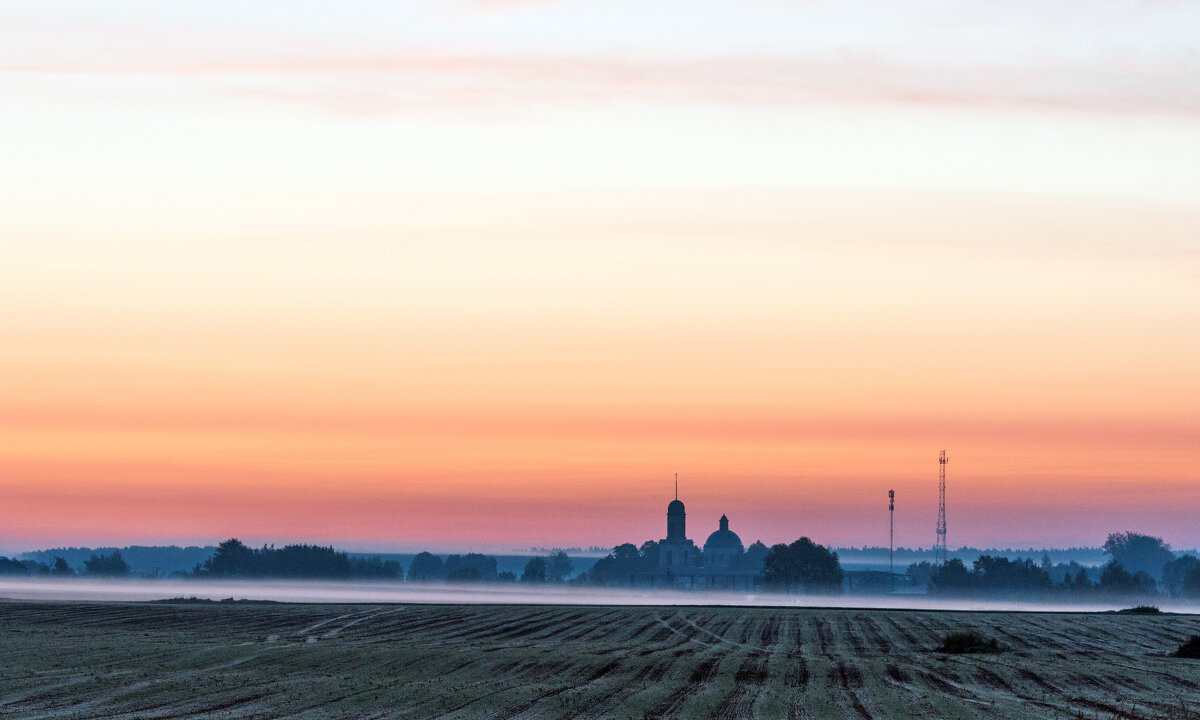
703, 514, 743, 553
667, 499, 685, 515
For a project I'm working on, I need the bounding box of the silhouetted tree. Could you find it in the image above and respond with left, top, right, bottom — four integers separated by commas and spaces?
1163, 555, 1200, 598
1133, 570, 1157, 595
408, 552, 445, 582
638, 541, 660, 569
51, 557, 73, 576
1050, 560, 1086, 585
347, 556, 403, 579
930, 558, 972, 593
443, 554, 497, 581
587, 543, 644, 586
614, 543, 641, 565
906, 561, 935, 588
194, 542, 378, 580
545, 551, 573, 583
1185, 566, 1200, 598
260, 545, 350, 578
203, 539, 256, 576
0, 557, 27, 575
1098, 560, 1155, 596
497, 571, 517, 582
84, 551, 130, 576
972, 556, 1051, 595
733, 540, 769, 575
520, 557, 547, 583
761, 537, 843, 593
446, 567, 482, 582
1103, 532, 1175, 579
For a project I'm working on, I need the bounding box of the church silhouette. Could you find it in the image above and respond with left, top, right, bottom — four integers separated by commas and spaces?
652, 479, 765, 590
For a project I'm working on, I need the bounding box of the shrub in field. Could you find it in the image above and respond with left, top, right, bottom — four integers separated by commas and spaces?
1173, 636, 1200, 659
1115, 605, 1162, 615
936, 631, 1001, 654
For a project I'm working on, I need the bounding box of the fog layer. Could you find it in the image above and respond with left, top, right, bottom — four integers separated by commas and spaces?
2, 578, 1198, 614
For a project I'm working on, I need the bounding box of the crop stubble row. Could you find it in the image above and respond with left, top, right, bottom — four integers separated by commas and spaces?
1, 601, 1199, 719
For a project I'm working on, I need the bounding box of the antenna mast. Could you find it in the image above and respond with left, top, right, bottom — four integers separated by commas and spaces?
674, 473, 678, 501
935, 450, 948, 566
888, 489, 895, 591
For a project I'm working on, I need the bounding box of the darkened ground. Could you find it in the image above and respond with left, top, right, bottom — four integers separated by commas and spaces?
2, 600, 1199, 719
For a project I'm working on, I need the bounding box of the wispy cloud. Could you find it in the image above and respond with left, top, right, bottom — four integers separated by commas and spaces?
468, 0, 560, 12
4, 2, 1197, 118
6, 49, 1199, 118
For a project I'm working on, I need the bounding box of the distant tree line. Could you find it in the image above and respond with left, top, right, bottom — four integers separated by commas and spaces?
4, 536, 845, 593
836, 545, 1111, 567
15, 529, 1192, 600
194, 539, 403, 579
189, 541, 583, 585
20, 545, 214, 577
518, 552, 573, 583
406, 550, 574, 583
408, 552, 499, 582
910, 532, 1200, 599
0, 552, 128, 577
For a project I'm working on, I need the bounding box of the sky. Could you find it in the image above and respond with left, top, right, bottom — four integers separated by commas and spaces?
2, 0, 1198, 553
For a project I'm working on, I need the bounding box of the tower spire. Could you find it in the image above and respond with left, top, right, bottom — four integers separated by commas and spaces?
674, 473, 678, 501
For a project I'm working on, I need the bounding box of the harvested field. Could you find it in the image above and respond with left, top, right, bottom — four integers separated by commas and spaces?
2, 601, 1199, 719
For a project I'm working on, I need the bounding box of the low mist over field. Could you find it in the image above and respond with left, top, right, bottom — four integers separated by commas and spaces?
6, 578, 1200, 615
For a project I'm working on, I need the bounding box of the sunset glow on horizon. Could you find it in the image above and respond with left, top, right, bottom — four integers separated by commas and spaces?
2, 1, 1198, 554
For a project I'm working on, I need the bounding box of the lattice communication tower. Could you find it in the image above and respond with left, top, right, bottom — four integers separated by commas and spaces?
934, 450, 948, 566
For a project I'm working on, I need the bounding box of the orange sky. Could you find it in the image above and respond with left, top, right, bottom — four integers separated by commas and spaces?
3, 2, 1199, 553
2, 190, 1198, 551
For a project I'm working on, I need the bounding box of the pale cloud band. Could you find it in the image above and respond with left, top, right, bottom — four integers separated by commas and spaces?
3, 1, 1199, 118
7, 52, 1200, 118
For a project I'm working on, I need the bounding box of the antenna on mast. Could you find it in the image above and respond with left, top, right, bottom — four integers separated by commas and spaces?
889, 489, 895, 592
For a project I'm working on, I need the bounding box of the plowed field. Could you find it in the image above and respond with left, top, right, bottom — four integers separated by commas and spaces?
2, 601, 1199, 719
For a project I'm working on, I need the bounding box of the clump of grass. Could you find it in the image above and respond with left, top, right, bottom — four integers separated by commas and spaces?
1173, 636, 1200, 659
153, 596, 279, 604
1115, 605, 1162, 615
936, 631, 1001, 654
153, 596, 214, 603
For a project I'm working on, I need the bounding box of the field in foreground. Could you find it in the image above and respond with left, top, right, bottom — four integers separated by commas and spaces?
2, 601, 1199, 719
